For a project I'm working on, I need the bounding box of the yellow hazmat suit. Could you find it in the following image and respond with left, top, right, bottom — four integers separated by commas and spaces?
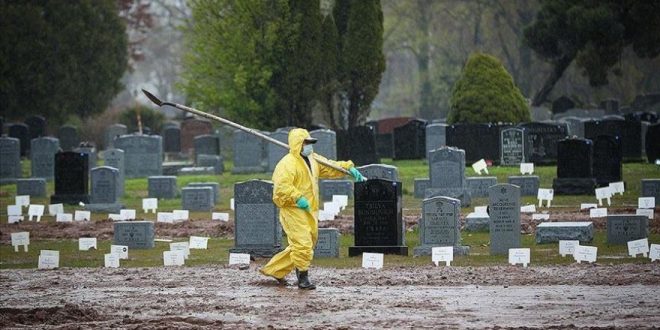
260, 128, 354, 279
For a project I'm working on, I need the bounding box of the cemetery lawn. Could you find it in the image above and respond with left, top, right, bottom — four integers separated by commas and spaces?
1, 160, 658, 269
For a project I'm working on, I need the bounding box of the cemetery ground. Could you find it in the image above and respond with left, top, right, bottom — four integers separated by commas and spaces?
1, 160, 659, 328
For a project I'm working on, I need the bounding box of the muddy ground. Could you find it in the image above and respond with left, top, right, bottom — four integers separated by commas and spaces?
1, 264, 659, 329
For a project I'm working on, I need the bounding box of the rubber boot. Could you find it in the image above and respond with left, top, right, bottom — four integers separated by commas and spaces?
296, 269, 316, 290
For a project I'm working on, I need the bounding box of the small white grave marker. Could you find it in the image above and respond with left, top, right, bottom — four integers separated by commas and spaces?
520, 204, 536, 213
537, 188, 554, 207
170, 242, 190, 259
172, 210, 189, 221
163, 250, 185, 266
7, 205, 23, 223
56, 213, 73, 222
638, 197, 655, 209
559, 240, 579, 257
40, 250, 60, 258
48, 203, 64, 216
636, 208, 654, 220
361, 252, 384, 269
120, 209, 136, 220
431, 246, 453, 266
627, 238, 649, 258
15, 195, 30, 208
11, 232, 29, 252
108, 213, 124, 221
332, 195, 349, 210
580, 203, 598, 210
142, 198, 158, 213
589, 208, 607, 218
212, 212, 229, 221
323, 201, 341, 215
608, 181, 625, 195
474, 206, 488, 216
471, 159, 488, 175
650, 244, 660, 262
38, 255, 59, 269
78, 238, 98, 251
110, 245, 128, 259
573, 245, 597, 263
104, 253, 120, 268
228, 253, 251, 265
520, 163, 534, 175
319, 210, 335, 221
27, 205, 45, 222
74, 210, 91, 221
230, 198, 235, 210
157, 212, 174, 223
595, 187, 612, 206
189, 236, 209, 249
508, 248, 530, 267
531, 213, 550, 221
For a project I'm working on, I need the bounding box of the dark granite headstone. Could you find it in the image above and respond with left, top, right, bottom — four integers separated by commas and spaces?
592, 135, 622, 187
187, 182, 220, 203
500, 128, 526, 165
357, 164, 398, 181
349, 179, 407, 256
488, 184, 521, 255
606, 215, 648, 245
180, 119, 213, 154
584, 119, 642, 161
0, 137, 21, 183
51, 151, 89, 204
181, 186, 214, 211
413, 196, 469, 256
414, 178, 430, 199
162, 126, 181, 153
104, 124, 127, 149
87, 166, 122, 212
148, 176, 178, 199
58, 125, 79, 151
536, 222, 593, 244
230, 180, 282, 257
267, 131, 289, 172
232, 129, 267, 173
337, 126, 379, 166
517, 122, 568, 164
466, 177, 498, 198
74, 145, 97, 171
196, 154, 224, 174
310, 129, 337, 160
30, 137, 60, 180
8, 123, 29, 156
553, 138, 596, 195
16, 178, 47, 197
314, 228, 340, 258
425, 124, 447, 158
507, 176, 540, 196
113, 221, 155, 249
393, 119, 427, 160
447, 123, 503, 165
374, 133, 393, 159
560, 117, 586, 138
646, 123, 660, 163
114, 135, 163, 178
103, 148, 125, 198
24, 115, 46, 140
319, 179, 353, 201
193, 134, 221, 159
641, 179, 660, 200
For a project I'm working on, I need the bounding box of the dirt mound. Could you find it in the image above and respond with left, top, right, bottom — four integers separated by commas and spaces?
0, 304, 104, 326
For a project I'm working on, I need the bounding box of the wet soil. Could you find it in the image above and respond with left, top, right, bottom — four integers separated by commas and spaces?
1, 264, 659, 329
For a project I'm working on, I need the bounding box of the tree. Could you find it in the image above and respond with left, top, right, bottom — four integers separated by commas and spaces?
448, 53, 530, 124
524, 0, 660, 106
0, 0, 128, 123
319, 14, 341, 128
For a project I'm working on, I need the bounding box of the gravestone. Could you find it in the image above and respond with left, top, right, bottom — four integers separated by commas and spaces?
180, 119, 213, 154
641, 179, 660, 200
349, 179, 407, 256
466, 177, 498, 198
231, 180, 282, 257
74, 145, 97, 170
148, 176, 178, 199
518, 122, 568, 164
196, 154, 224, 174
113, 221, 155, 249
0, 137, 21, 183
16, 178, 47, 197
500, 128, 526, 165
425, 124, 447, 158
114, 135, 162, 178
427, 147, 471, 206
187, 182, 220, 203
552, 96, 576, 114
162, 126, 181, 153
414, 196, 469, 256
414, 178, 431, 199
310, 129, 337, 160
447, 123, 503, 164
374, 133, 393, 159
232, 129, 267, 173
553, 138, 596, 195
560, 117, 585, 138
8, 123, 29, 156
58, 125, 79, 151
646, 123, 659, 163
314, 228, 340, 258
488, 184, 521, 255
181, 187, 214, 211
465, 213, 490, 232
104, 124, 127, 149
606, 215, 648, 245
393, 119, 427, 160
536, 222, 593, 244
267, 131, 289, 172
103, 148, 125, 198
24, 115, 46, 140
584, 119, 642, 161
336, 126, 379, 166
193, 134, 221, 160
357, 164, 398, 181
592, 135, 622, 187
376, 117, 412, 134
319, 179, 353, 201
51, 151, 89, 204
87, 166, 122, 212
507, 176, 540, 196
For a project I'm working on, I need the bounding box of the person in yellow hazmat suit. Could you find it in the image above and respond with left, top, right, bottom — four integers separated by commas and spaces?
259, 128, 366, 289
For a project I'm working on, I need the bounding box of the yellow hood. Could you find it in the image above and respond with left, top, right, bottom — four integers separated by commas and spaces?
288, 128, 311, 157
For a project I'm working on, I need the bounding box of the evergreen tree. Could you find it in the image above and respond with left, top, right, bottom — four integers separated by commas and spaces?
319, 15, 341, 128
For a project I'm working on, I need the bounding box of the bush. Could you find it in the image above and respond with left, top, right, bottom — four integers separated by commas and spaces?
119, 105, 165, 134
448, 53, 530, 124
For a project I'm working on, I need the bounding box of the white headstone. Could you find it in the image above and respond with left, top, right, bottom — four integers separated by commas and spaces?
110, 245, 128, 259
7, 205, 23, 223
520, 163, 534, 175
332, 195, 349, 210
38, 255, 59, 269
573, 245, 597, 263
74, 210, 91, 221
361, 252, 384, 269
78, 237, 97, 251
431, 246, 453, 266
157, 212, 174, 223
169, 242, 190, 259
323, 201, 341, 215
40, 250, 60, 258
27, 204, 45, 222
11, 232, 29, 252
589, 208, 607, 218
508, 248, 530, 267
471, 159, 488, 175
595, 187, 612, 206
212, 212, 229, 221
537, 188, 554, 207
104, 253, 120, 268
474, 206, 488, 216
520, 204, 536, 213
650, 244, 660, 262
318, 210, 335, 221
48, 203, 64, 216
532, 213, 550, 221
15, 195, 30, 208
636, 208, 654, 220
109, 213, 125, 221
228, 253, 251, 265
142, 198, 158, 213
608, 181, 625, 195
559, 240, 579, 257
638, 197, 655, 209
163, 250, 185, 266
56, 213, 73, 222
627, 238, 649, 258
189, 236, 209, 249
172, 210, 189, 221
120, 209, 136, 220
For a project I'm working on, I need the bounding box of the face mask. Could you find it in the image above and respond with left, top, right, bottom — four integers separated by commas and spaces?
301, 144, 313, 157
